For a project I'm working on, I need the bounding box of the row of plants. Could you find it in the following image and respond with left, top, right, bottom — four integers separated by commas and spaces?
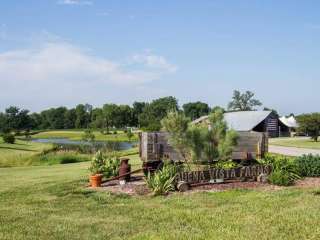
259, 154, 320, 186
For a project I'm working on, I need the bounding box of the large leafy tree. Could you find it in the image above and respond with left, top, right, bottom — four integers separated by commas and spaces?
102, 104, 118, 132
2, 106, 33, 132
139, 96, 178, 131
228, 90, 262, 111
182, 101, 210, 120
297, 113, 320, 141
75, 104, 89, 129
132, 101, 146, 127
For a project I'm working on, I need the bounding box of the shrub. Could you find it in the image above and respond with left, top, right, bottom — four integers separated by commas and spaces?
268, 170, 293, 186
2, 133, 15, 144
261, 154, 300, 186
104, 152, 121, 178
145, 163, 178, 196
296, 154, 320, 177
39, 152, 90, 165
82, 129, 95, 142
126, 128, 134, 141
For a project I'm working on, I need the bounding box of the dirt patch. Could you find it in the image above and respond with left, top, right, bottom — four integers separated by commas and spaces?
295, 177, 320, 188
100, 175, 150, 196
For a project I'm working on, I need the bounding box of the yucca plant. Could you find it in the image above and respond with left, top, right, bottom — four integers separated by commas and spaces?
145, 163, 178, 196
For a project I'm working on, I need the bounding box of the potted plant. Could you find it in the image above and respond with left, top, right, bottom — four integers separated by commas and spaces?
89, 151, 106, 187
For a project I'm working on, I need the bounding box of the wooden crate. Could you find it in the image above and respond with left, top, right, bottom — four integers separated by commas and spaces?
139, 131, 268, 162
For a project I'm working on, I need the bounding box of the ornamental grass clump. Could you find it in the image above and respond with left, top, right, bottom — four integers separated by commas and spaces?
145, 163, 178, 196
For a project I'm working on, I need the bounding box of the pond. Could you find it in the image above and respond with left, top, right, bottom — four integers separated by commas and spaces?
31, 138, 136, 151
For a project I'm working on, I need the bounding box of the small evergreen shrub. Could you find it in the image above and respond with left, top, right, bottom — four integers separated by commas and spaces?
296, 154, 320, 177
2, 133, 15, 144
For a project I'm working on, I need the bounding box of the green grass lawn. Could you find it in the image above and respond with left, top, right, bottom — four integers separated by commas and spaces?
269, 137, 320, 149
30, 130, 138, 142
1, 163, 320, 239
0, 138, 52, 167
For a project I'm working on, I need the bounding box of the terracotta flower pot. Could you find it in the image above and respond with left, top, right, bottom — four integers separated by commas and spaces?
90, 174, 103, 187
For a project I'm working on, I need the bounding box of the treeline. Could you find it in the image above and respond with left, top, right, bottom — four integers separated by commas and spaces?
0, 97, 211, 133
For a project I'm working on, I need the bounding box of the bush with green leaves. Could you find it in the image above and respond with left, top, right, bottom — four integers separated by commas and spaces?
2, 133, 15, 144
145, 162, 178, 196
89, 151, 107, 175
296, 154, 320, 177
104, 152, 121, 179
126, 128, 134, 141
82, 129, 95, 142
261, 154, 300, 186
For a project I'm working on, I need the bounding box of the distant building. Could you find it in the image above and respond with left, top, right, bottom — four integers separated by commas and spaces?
192, 110, 280, 138
279, 116, 298, 137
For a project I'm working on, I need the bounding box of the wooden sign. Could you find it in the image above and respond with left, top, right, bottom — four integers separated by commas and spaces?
175, 165, 272, 184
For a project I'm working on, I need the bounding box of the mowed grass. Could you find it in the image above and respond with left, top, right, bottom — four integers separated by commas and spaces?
269, 137, 320, 149
31, 130, 138, 142
0, 138, 52, 167
1, 163, 320, 239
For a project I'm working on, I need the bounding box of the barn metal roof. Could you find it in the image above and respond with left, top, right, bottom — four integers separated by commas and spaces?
192, 111, 272, 131
279, 116, 298, 128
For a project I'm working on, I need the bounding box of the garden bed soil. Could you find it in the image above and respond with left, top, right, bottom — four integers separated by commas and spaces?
92, 177, 320, 196
295, 177, 320, 188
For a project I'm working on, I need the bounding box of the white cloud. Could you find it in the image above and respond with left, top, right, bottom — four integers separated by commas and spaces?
0, 41, 177, 110
130, 52, 178, 73
57, 0, 93, 6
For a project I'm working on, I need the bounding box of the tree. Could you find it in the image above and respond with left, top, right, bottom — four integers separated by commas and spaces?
139, 96, 178, 131
161, 111, 191, 161
102, 104, 118, 132
297, 113, 320, 141
75, 104, 87, 129
161, 109, 238, 164
82, 129, 95, 142
64, 108, 76, 129
228, 90, 262, 111
3, 106, 32, 132
263, 107, 279, 117
183, 101, 210, 120
132, 101, 146, 127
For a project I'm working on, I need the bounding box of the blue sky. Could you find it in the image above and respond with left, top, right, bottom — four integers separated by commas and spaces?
0, 0, 319, 115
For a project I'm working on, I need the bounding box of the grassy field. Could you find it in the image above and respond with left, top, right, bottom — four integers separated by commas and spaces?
30, 130, 138, 142
1, 163, 320, 239
269, 137, 320, 149
0, 138, 52, 167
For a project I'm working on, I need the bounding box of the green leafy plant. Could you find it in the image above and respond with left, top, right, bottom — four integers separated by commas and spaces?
104, 152, 121, 178
2, 133, 15, 144
89, 151, 106, 175
262, 154, 300, 186
145, 163, 178, 196
126, 128, 134, 141
296, 154, 320, 177
82, 129, 95, 142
